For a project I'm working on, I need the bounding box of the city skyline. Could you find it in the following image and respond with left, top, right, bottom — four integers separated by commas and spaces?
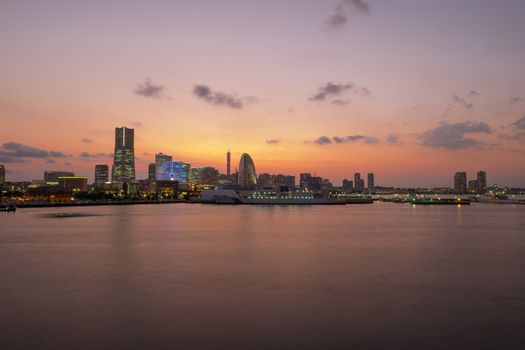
1, 1, 525, 186
0, 126, 510, 189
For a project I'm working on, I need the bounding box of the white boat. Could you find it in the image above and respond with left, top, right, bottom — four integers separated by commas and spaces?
470, 194, 525, 205
241, 187, 345, 205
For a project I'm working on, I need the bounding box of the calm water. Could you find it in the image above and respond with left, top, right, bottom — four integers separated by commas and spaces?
1, 203, 525, 349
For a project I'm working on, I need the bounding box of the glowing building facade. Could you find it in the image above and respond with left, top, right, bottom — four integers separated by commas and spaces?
156, 161, 190, 183
111, 127, 135, 183
237, 153, 257, 187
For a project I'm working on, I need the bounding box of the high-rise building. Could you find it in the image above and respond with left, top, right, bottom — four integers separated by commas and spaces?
354, 173, 365, 191
477, 171, 487, 191
238, 153, 257, 187
44, 171, 75, 183
112, 127, 135, 183
156, 161, 190, 183
367, 173, 374, 189
148, 163, 156, 182
300, 173, 311, 189
95, 164, 109, 184
0, 164, 5, 184
155, 153, 172, 168
454, 172, 467, 194
226, 150, 231, 176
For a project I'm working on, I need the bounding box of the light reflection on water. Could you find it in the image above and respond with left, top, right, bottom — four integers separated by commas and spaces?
1, 203, 525, 349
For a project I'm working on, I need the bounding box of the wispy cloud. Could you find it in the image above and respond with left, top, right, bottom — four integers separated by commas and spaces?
79, 152, 113, 159
421, 122, 492, 150
509, 97, 522, 105
81, 138, 92, 143
386, 134, 400, 144
266, 139, 281, 145
193, 84, 244, 109
308, 81, 371, 103
313, 135, 378, 145
133, 78, 165, 99
325, 0, 370, 29
1, 142, 67, 159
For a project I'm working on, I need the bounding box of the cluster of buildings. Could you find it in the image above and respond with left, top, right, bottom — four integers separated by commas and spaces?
454, 171, 487, 194
0, 126, 509, 203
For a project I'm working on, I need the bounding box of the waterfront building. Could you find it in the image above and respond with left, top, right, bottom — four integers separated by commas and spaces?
454, 172, 467, 194
226, 150, 231, 176
257, 173, 273, 188
237, 153, 257, 187
367, 172, 375, 189
148, 163, 156, 182
58, 176, 88, 192
94, 164, 109, 184
157, 161, 190, 183
354, 173, 365, 191
342, 179, 353, 191
0, 164, 5, 184
44, 171, 75, 183
191, 167, 219, 186
468, 180, 479, 192
282, 175, 296, 189
111, 127, 135, 183
477, 171, 487, 191
300, 173, 311, 189
155, 153, 172, 171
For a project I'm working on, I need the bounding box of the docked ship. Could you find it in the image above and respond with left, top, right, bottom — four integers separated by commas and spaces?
241, 186, 345, 205
470, 193, 525, 205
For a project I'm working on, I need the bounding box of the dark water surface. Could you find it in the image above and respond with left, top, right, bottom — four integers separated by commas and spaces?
1, 203, 525, 349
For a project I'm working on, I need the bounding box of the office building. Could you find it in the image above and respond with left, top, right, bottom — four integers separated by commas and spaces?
155, 153, 172, 169
148, 163, 156, 182
342, 179, 353, 191
0, 164, 5, 184
454, 172, 467, 194
300, 173, 311, 189
44, 171, 75, 183
354, 173, 365, 191
477, 171, 487, 191
238, 153, 257, 187
191, 167, 219, 186
58, 176, 88, 192
468, 180, 479, 192
94, 164, 109, 184
111, 127, 135, 183
367, 173, 374, 189
156, 161, 190, 183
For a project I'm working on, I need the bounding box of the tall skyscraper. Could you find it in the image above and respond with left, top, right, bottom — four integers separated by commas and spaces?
112, 127, 135, 183
0, 164, 5, 184
454, 172, 467, 194
148, 163, 156, 182
237, 153, 257, 187
354, 173, 364, 191
95, 165, 109, 184
226, 150, 231, 176
155, 153, 172, 180
367, 173, 375, 189
477, 171, 487, 190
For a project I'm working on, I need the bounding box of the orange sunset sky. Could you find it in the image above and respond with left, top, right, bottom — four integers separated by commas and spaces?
1, 0, 524, 187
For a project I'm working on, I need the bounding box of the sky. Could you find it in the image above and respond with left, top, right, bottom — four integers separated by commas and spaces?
0, 0, 524, 187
